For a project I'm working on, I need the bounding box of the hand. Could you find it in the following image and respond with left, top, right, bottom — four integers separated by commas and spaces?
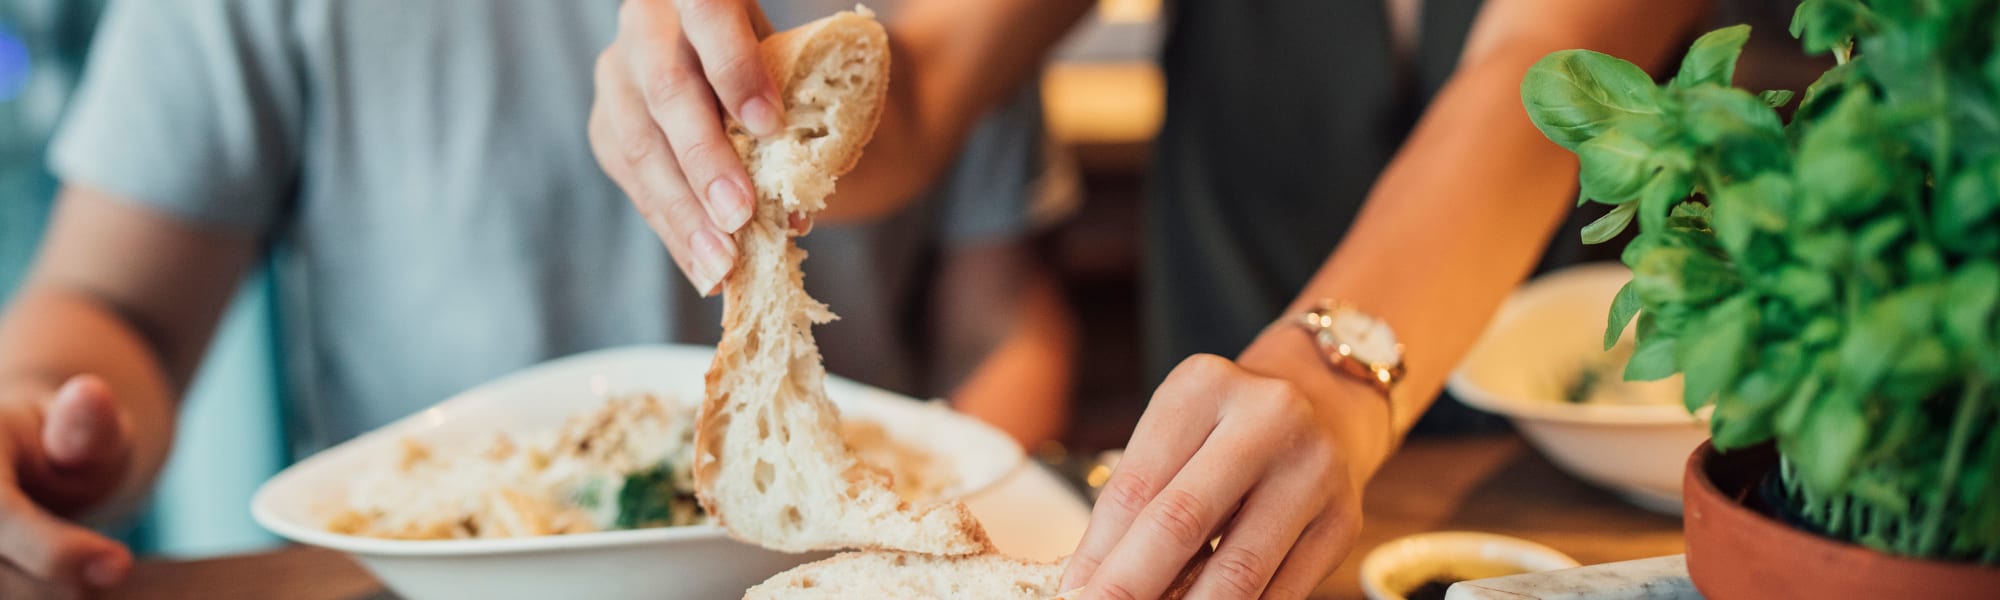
589, 0, 783, 295
1059, 354, 1364, 600
0, 375, 134, 588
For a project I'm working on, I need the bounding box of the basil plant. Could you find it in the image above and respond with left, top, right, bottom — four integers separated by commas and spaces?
1521, 0, 1999, 563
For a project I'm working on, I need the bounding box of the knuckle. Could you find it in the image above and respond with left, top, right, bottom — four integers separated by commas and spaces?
1096, 472, 1157, 515
1207, 547, 1271, 599
673, 0, 730, 17
1097, 472, 1155, 515
1093, 582, 1142, 600
682, 137, 735, 171
1143, 489, 1212, 549
644, 64, 700, 106
712, 51, 767, 93
618, 129, 659, 166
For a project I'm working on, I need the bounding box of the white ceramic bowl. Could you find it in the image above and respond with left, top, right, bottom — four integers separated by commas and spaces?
252, 345, 1087, 600
1359, 531, 1580, 600
1447, 263, 1709, 515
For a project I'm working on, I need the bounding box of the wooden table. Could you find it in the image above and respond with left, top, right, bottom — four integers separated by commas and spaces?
14, 434, 1681, 599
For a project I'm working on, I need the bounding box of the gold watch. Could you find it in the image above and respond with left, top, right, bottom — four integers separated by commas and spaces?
1292, 301, 1406, 433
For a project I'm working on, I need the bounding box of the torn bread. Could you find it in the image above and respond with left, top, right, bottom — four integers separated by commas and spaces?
742, 552, 1069, 600
695, 7, 991, 556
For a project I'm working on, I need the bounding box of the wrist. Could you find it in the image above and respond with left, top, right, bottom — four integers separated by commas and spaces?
1238, 326, 1396, 489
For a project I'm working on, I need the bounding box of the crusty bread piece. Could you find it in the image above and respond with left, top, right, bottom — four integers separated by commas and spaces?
743, 551, 1070, 600
695, 7, 991, 556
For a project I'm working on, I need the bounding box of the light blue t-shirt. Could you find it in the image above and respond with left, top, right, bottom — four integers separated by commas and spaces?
50, 0, 1045, 457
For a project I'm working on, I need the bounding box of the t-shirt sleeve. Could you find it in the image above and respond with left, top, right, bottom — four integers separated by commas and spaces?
47, 0, 303, 233
929, 83, 1052, 246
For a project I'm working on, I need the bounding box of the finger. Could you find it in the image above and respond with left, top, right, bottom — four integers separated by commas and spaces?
671, 0, 783, 136
42, 375, 129, 475
596, 53, 738, 295
1179, 470, 1324, 599
619, 4, 756, 234
1079, 416, 1271, 600
0, 488, 131, 588
1261, 512, 1362, 600
653, 36, 756, 234
1060, 355, 1235, 591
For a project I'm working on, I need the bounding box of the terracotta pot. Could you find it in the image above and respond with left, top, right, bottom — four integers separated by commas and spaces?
1683, 441, 2000, 599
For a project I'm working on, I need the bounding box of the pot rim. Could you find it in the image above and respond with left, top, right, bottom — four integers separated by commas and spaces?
1684, 440, 2000, 573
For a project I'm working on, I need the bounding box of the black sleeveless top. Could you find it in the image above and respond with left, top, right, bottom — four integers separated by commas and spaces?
1144, 0, 1490, 426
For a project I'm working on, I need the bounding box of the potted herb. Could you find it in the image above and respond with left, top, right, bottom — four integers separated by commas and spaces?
1520, 0, 1998, 597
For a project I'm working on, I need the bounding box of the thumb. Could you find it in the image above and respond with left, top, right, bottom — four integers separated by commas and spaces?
42, 375, 131, 476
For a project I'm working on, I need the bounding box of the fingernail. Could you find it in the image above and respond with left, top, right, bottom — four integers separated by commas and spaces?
708, 179, 753, 232
690, 229, 737, 296
742, 96, 782, 137
86, 556, 125, 587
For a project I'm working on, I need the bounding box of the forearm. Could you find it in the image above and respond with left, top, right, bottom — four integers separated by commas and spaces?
948, 264, 1075, 448
0, 285, 179, 517
817, 0, 1094, 222
1237, 42, 1661, 486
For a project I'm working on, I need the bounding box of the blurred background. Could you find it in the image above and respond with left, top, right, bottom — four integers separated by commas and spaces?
0, 0, 1826, 560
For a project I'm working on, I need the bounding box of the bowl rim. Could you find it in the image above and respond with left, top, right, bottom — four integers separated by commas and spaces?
250, 344, 1026, 557
1358, 531, 1582, 600
1447, 370, 1706, 426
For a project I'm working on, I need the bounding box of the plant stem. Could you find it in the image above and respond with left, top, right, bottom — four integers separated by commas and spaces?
1917, 379, 1987, 554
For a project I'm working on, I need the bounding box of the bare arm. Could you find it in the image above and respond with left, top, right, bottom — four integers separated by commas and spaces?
590, 0, 1092, 293
936, 241, 1075, 449
0, 186, 254, 586
1063, 2, 1711, 598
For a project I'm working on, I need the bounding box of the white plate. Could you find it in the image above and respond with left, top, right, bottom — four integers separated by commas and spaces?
252, 344, 1089, 599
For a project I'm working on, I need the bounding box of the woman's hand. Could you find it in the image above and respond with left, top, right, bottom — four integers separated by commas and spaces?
0, 374, 134, 588
1059, 354, 1370, 600
589, 0, 781, 295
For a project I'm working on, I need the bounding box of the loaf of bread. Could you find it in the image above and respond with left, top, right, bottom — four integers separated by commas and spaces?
694, 7, 991, 557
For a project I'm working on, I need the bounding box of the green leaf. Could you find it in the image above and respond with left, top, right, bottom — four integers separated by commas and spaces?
1792, 386, 1869, 493
1523, 50, 1664, 150
1625, 328, 1679, 381
1576, 119, 1672, 204
1797, 89, 1891, 217
1943, 261, 2000, 367
1582, 202, 1640, 245
1759, 89, 1797, 108
1633, 246, 1739, 306
1797, 61, 1857, 120
1938, 157, 2000, 254
1772, 266, 1837, 310
1791, 0, 1872, 54
1636, 168, 1694, 234
1678, 25, 1753, 88
1605, 280, 1642, 349
1678, 294, 1757, 411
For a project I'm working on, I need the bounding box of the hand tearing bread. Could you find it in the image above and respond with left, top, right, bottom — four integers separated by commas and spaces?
693, 7, 992, 558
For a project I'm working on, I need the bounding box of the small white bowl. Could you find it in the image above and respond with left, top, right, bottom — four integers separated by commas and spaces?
252, 345, 1087, 600
1360, 532, 1581, 600
1447, 263, 1710, 515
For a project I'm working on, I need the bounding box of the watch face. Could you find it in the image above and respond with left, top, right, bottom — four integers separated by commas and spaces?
1329, 310, 1401, 366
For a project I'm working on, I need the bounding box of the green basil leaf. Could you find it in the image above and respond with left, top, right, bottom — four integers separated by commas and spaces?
1578, 127, 1657, 203
1772, 267, 1837, 310
1798, 90, 1892, 217
1605, 279, 1643, 350
1633, 246, 1739, 306
1678, 294, 1757, 411
1522, 50, 1664, 150
1678, 25, 1753, 89
1775, 361, 1831, 438
1937, 157, 2000, 254
1582, 202, 1640, 245
1636, 168, 1693, 234
1758, 89, 1797, 108
1791, 0, 1871, 54
1625, 329, 1679, 381
1943, 261, 2000, 367
1793, 385, 1868, 493
1797, 61, 1857, 122
1682, 85, 1788, 145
